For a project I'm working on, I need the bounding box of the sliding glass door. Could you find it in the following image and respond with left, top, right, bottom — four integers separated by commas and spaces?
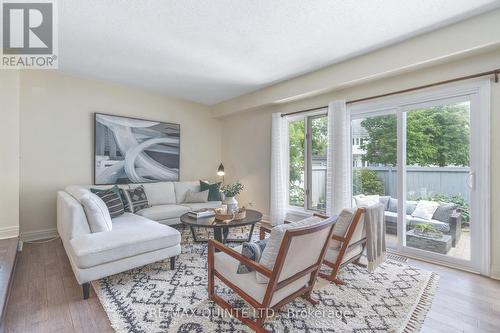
403, 99, 471, 260
351, 113, 398, 249
350, 81, 490, 274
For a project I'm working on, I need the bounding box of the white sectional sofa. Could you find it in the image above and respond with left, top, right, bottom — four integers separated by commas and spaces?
57, 181, 222, 299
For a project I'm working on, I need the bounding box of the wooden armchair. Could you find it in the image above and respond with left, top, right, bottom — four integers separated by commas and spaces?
318, 208, 367, 284
208, 216, 336, 333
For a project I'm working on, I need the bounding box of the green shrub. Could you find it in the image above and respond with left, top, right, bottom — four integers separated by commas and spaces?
353, 168, 384, 195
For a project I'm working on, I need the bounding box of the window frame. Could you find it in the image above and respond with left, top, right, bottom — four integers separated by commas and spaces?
286, 108, 327, 213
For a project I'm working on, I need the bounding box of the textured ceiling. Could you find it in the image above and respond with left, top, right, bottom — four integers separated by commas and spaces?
58, 0, 500, 105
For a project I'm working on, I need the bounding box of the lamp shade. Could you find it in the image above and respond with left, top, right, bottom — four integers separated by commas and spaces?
217, 163, 225, 176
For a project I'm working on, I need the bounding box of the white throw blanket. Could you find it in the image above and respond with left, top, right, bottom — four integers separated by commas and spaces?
364, 203, 386, 272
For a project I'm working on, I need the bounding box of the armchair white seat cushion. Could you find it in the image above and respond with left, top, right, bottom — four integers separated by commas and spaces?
325, 244, 364, 265
135, 204, 190, 221
214, 246, 310, 306
69, 213, 181, 269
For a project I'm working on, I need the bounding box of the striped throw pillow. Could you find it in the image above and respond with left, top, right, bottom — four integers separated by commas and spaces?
125, 186, 150, 213
90, 186, 125, 218
118, 188, 132, 212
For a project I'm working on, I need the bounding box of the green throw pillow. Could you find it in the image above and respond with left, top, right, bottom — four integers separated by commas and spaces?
200, 181, 222, 201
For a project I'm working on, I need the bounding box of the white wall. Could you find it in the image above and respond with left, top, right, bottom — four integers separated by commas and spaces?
0, 71, 20, 239
18, 71, 221, 239
219, 49, 500, 278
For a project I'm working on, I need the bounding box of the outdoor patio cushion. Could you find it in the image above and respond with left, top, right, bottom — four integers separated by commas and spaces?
379, 196, 390, 210
384, 212, 450, 233
354, 195, 380, 207
407, 217, 450, 233
135, 204, 189, 221
406, 201, 418, 215
411, 200, 440, 220
214, 245, 309, 306
388, 198, 398, 212
384, 211, 398, 224
432, 203, 458, 222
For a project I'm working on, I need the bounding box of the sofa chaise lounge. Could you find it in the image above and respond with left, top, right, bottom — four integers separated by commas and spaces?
57, 181, 222, 298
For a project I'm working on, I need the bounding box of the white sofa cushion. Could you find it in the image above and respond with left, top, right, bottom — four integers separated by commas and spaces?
65, 185, 92, 202
184, 189, 209, 203
69, 213, 181, 268
80, 193, 113, 233
214, 245, 309, 306
135, 204, 190, 221
325, 244, 363, 264
257, 216, 322, 283
174, 181, 200, 203
141, 182, 176, 205
180, 201, 222, 211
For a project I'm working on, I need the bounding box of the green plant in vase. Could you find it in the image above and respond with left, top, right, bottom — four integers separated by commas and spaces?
221, 181, 244, 213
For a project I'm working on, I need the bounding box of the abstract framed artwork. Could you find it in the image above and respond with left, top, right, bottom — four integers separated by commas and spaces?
94, 113, 180, 184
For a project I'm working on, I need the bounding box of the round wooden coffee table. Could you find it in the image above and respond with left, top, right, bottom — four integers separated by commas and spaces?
180, 209, 263, 245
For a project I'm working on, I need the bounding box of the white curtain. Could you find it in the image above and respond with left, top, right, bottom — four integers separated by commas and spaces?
270, 113, 287, 226
326, 101, 352, 216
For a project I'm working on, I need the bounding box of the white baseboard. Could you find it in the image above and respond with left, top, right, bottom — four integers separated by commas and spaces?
0, 226, 19, 240
491, 265, 500, 280
21, 228, 58, 242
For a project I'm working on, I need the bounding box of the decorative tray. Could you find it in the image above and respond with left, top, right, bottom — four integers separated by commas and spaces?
214, 207, 246, 221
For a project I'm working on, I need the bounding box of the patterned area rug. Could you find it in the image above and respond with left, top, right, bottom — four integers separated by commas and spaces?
93, 226, 438, 333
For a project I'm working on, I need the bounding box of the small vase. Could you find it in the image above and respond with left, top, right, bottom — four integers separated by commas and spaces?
224, 196, 238, 213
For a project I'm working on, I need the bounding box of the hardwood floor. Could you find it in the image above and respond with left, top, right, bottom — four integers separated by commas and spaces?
4, 238, 500, 332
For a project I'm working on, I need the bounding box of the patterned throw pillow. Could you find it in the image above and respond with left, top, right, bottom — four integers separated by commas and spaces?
411, 200, 440, 220
237, 239, 268, 274
432, 203, 457, 222
200, 181, 222, 201
125, 186, 150, 213
90, 186, 124, 218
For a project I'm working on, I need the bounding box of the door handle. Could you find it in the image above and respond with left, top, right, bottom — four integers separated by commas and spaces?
466, 172, 475, 190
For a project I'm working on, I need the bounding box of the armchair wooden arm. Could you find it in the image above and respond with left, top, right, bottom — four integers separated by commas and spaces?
259, 215, 327, 240
208, 239, 273, 277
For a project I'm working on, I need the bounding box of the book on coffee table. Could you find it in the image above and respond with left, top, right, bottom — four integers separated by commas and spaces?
188, 208, 215, 218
